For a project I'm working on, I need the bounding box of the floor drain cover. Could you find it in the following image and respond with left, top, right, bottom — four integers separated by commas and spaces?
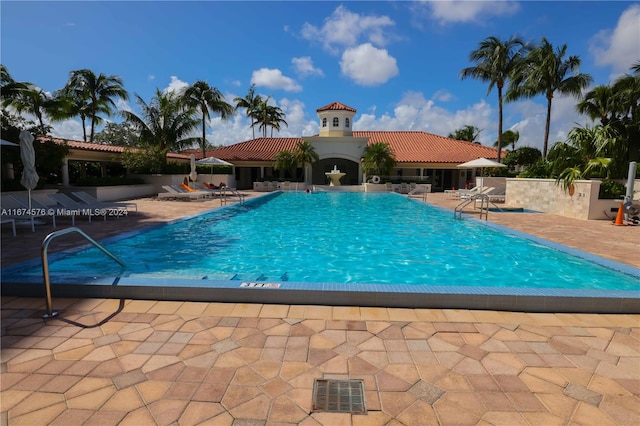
312, 379, 366, 414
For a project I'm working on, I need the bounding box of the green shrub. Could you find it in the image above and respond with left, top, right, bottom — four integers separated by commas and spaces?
598, 179, 625, 199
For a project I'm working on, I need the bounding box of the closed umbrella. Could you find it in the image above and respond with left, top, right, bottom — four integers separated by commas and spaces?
19, 130, 39, 211
457, 157, 506, 193
189, 153, 197, 183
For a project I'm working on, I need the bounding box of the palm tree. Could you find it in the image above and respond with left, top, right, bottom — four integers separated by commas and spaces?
548, 124, 618, 190
7, 84, 53, 136
576, 85, 619, 126
507, 37, 592, 158
234, 84, 263, 139
49, 85, 91, 142
362, 142, 396, 178
448, 125, 482, 143
273, 150, 298, 179
294, 140, 319, 181
67, 69, 129, 142
611, 63, 640, 162
121, 89, 199, 161
252, 98, 288, 137
461, 35, 529, 162
0, 65, 28, 106
493, 129, 520, 150
182, 81, 233, 158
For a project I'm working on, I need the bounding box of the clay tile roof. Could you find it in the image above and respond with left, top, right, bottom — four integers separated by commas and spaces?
353, 131, 500, 163
207, 131, 500, 163
207, 137, 304, 161
316, 101, 357, 113
38, 136, 190, 159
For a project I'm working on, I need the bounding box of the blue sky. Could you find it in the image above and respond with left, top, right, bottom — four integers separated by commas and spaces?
2, 1, 639, 152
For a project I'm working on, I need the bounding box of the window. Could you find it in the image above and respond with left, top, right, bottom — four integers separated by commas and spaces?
345, 118, 350, 128
322, 118, 327, 127
333, 117, 339, 127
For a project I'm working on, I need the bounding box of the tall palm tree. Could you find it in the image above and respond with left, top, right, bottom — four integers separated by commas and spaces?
448, 125, 482, 143
121, 89, 199, 161
294, 140, 319, 181
182, 80, 233, 158
461, 35, 528, 162
362, 142, 396, 177
252, 98, 288, 137
67, 69, 129, 142
0, 64, 28, 106
49, 85, 91, 142
7, 84, 53, 136
611, 63, 640, 162
493, 129, 520, 150
508, 37, 592, 158
576, 85, 619, 126
234, 84, 263, 139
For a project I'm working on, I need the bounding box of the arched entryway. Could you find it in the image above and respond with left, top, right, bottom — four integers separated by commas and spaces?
312, 158, 360, 185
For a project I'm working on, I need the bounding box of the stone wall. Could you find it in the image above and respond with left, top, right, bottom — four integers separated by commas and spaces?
505, 178, 621, 220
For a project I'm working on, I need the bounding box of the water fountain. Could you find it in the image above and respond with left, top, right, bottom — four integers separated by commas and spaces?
325, 165, 346, 186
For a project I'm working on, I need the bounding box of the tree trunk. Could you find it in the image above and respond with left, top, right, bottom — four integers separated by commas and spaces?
543, 94, 553, 158
497, 86, 504, 163
201, 114, 207, 159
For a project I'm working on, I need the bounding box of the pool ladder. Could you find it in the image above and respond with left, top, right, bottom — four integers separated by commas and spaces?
454, 194, 490, 220
41, 227, 126, 318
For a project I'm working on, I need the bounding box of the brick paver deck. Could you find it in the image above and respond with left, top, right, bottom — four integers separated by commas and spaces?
1, 191, 638, 425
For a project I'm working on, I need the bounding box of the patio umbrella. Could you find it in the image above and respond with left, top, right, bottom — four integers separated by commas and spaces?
189, 153, 197, 183
195, 156, 233, 174
19, 130, 39, 211
457, 157, 506, 193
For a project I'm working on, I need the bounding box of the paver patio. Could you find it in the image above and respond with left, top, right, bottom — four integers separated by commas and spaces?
1, 191, 638, 425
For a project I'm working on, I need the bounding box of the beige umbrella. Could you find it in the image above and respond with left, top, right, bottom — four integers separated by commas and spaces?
457, 157, 506, 193
19, 130, 39, 210
189, 153, 197, 183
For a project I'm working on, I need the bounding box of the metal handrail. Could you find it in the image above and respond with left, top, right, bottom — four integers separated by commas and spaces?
41, 227, 126, 318
455, 194, 489, 220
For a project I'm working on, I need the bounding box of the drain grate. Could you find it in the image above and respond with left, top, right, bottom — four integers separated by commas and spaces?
312, 379, 366, 414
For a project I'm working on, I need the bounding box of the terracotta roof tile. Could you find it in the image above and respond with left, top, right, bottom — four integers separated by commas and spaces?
206, 137, 304, 161
208, 131, 500, 163
39, 136, 190, 159
316, 101, 357, 112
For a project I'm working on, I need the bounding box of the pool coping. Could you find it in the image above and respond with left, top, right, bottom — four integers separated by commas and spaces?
2, 192, 639, 314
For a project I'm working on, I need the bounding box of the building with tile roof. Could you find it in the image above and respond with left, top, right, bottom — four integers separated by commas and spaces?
204, 102, 501, 191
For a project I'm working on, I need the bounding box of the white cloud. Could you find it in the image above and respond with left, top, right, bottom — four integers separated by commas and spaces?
251, 68, 302, 92
300, 5, 396, 53
432, 89, 455, 102
292, 57, 324, 78
589, 4, 640, 76
340, 43, 399, 86
115, 98, 132, 113
148, 75, 155, 81
50, 119, 87, 141
419, 0, 520, 25
164, 76, 189, 94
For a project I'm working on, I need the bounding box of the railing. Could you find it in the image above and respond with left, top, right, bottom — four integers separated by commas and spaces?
41, 227, 126, 318
455, 194, 490, 220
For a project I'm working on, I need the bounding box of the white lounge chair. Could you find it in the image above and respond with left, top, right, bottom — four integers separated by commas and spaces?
48, 193, 106, 222
158, 185, 210, 201
72, 191, 137, 213
5, 195, 58, 231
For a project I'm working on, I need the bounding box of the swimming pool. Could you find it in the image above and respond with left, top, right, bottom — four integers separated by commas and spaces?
3, 192, 639, 312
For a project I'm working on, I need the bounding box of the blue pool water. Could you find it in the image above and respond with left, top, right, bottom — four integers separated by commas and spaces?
3, 192, 639, 291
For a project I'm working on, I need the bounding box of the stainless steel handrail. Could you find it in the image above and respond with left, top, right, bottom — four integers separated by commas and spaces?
41, 227, 126, 318
455, 194, 489, 220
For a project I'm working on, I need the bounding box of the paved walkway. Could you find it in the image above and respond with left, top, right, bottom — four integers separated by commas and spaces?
1, 191, 639, 425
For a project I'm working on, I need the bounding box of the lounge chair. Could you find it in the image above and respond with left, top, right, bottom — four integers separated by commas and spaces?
48, 193, 106, 222
4, 195, 58, 231
1, 217, 16, 236
71, 191, 137, 213
158, 185, 210, 201
459, 186, 495, 200
193, 182, 224, 195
